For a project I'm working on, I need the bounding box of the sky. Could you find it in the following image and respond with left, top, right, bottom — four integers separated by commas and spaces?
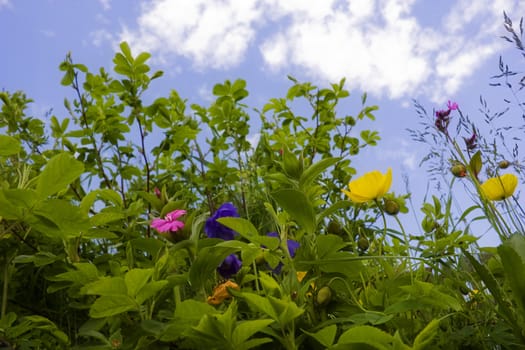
2, 0, 524, 246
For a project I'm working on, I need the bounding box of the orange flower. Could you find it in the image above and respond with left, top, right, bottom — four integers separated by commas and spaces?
207, 280, 240, 305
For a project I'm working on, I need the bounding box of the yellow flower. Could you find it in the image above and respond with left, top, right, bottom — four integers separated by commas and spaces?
480, 173, 518, 201
342, 168, 392, 203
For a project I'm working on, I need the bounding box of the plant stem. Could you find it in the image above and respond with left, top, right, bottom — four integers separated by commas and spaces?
1, 259, 9, 318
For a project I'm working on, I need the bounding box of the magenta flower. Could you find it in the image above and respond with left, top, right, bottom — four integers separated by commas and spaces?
154, 187, 161, 198
151, 209, 186, 233
447, 100, 458, 110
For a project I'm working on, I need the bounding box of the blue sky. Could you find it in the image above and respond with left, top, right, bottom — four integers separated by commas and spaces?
2, 0, 524, 245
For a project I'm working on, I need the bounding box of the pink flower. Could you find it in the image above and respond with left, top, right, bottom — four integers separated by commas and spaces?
151, 210, 186, 233
447, 100, 458, 110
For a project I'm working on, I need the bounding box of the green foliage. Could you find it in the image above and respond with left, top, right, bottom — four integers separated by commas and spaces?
0, 31, 524, 350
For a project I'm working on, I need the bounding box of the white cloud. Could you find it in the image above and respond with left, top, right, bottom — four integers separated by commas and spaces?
90, 29, 114, 47
120, 0, 263, 69
0, 0, 11, 9
119, 0, 525, 102
98, 0, 111, 11
40, 29, 56, 38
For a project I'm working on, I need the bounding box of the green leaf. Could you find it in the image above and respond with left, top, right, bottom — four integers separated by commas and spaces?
316, 200, 352, 224
82, 277, 127, 296
32, 198, 90, 238
299, 157, 340, 188
125, 268, 153, 298
36, 152, 84, 197
347, 312, 393, 326
189, 245, 239, 290
0, 135, 21, 156
337, 325, 393, 349
413, 319, 440, 350
237, 292, 279, 321
89, 295, 137, 318
217, 217, 279, 249
303, 324, 337, 347
271, 189, 316, 234
498, 234, 525, 328
136, 280, 168, 305
469, 150, 482, 176
0, 188, 38, 219
232, 319, 274, 347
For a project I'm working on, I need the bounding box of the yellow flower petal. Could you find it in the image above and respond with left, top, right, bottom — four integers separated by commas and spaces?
480, 173, 518, 201
342, 168, 393, 203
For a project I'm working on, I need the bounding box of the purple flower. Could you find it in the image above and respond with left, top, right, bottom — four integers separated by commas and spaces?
267, 232, 300, 274
463, 131, 477, 150
151, 210, 186, 233
435, 100, 458, 134
205, 202, 239, 240
217, 254, 242, 279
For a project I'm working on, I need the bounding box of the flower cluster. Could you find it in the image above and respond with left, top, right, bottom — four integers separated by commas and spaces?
435, 100, 458, 134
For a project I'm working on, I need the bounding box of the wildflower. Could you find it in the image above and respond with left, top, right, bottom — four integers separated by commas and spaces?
342, 168, 392, 203
447, 100, 459, 110
217, 254, 242, 279
207, 280, 240, 305
463, 131, 477, 150
296, 271, 307, 282
480, 173, 518, 201
266, 232, 300, 274
154, 187, 161, 198
435, 101, 458, 134
205, 202, 239, 240
151, 209, 186, 233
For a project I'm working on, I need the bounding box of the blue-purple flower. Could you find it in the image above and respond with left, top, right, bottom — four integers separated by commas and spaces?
217, 254, 242, 279
205, 202, 240, 240
267, 232, 300, 274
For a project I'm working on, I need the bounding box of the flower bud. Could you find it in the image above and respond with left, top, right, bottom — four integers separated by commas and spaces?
357, 237, 369, 251
450, 163, 467, 178
327, 220, 344, 236
498, 160, 510, 169
383, 199, 400, 216
316, 286, 332, 306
